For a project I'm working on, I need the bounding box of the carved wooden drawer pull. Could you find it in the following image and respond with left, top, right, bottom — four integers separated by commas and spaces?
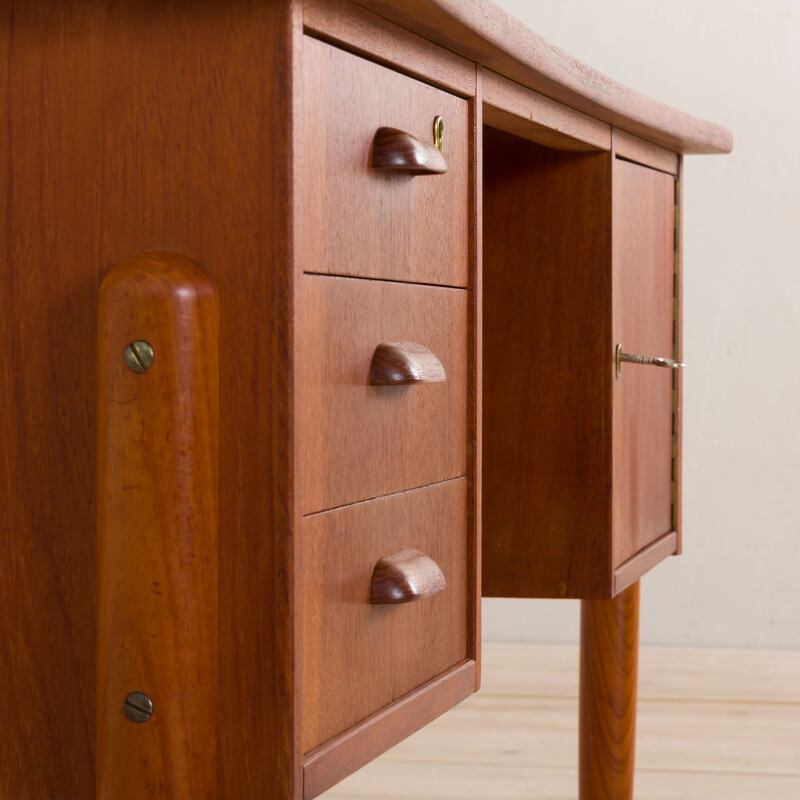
369, 341, 446, 385
370, 548, 446, 604
371, 126, 448, 175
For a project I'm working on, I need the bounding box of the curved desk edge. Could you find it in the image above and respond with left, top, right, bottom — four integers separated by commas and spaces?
354, 0, 733, 155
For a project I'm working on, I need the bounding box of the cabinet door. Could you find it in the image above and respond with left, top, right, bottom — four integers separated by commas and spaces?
612, 158, 677, 569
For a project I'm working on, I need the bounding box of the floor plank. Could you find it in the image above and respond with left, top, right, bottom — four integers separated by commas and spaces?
380, 695, 800, 775
320, 644, 800, 799
322, 761, 800, 800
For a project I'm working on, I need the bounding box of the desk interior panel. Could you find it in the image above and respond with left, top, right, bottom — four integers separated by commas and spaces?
481, 126, 614, 600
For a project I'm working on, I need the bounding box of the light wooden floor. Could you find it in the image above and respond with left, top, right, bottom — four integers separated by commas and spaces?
321, 643, 800, 800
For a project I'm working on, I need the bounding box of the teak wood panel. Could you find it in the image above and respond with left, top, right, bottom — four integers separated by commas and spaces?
300, 274, 467, 513
0, 2, 296, 797
96, 254, 219, 800
481, 128, 613, 599
302, 478, 469, 752
612, 157, 676, 566
299, 35, 469, 287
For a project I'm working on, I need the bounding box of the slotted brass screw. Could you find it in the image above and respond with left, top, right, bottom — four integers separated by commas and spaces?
124, 341, 154, 372
123, 692, 153, 723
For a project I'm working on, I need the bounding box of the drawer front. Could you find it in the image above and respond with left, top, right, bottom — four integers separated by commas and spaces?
301, 478, 469, 752
612, 157, 676, 566
299, 35, 469, 287
300, 274, 467, 514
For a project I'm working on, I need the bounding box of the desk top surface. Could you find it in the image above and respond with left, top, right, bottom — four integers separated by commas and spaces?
354, 0, 732, 155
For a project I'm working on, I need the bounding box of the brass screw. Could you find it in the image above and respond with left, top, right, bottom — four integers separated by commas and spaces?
123, 692, 153, 723
124, 341, 154, 373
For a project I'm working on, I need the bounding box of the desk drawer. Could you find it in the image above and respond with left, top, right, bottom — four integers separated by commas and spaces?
301, 478, 469, 752
299, 35, 469, 287
300, 274, 467, 514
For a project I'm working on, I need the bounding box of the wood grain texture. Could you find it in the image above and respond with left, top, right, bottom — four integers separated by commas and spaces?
481, 128, 613, 599
97, 253, 218, 800
0, 2, 296, 796
305, 660, 476, 800
371, 126, 448, 173
615, 129, 679, 175
302, 479, 469, 752
353, 0, 732, 154
612, 157, 676, 567
483, 69, 611, 152
300, 274, 467, 513
299, 34, 469, 286
370, 341, 447, 385
370, 548, 447, 604
304, 0, 476, 97
579, 582, 640, 800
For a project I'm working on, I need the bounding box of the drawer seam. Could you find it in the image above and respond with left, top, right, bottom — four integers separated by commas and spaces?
303, 474, 468, 518
303, 269, 468, 292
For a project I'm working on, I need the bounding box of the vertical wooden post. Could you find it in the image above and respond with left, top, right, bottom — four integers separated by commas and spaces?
579, 582, 640, 800
97, 253, 219, 800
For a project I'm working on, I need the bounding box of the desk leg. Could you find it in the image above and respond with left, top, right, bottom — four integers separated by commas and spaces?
579, 581, 640, 800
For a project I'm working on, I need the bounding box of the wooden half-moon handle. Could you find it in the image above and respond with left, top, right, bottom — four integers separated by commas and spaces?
371, 127, 448, 175
369, 341, 446, 385
370, 548, 446, 604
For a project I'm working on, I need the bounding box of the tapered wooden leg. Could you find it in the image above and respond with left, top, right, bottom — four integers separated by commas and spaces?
579, 581, 640, 800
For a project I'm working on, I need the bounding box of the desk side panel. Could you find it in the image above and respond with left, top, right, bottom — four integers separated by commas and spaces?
0, 2, 296, 797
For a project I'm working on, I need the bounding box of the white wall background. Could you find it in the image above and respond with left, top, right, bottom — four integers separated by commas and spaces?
484, 0, 800, 649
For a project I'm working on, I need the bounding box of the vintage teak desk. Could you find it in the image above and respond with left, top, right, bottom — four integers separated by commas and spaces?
0, 1, 731, 798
